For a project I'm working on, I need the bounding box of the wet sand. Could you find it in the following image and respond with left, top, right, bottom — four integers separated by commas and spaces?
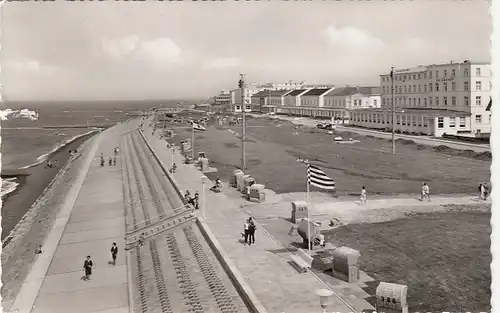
0, 132, 99, 306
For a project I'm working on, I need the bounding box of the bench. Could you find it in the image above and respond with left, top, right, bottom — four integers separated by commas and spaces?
290, 248, 314, 273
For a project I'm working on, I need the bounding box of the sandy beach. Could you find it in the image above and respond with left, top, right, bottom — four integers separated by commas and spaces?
1, 131, 99, 306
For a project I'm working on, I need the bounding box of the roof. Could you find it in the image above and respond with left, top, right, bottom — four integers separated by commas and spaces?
287, 89, 308, 96
251, 89, 292, 98
251, 90, 270, 98
325, 86, 380, 97
302, 88, 332, 96
352, 108, 470, 117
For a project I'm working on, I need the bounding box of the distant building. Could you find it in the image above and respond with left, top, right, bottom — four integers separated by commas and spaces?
257, 81, 305, 91
300, 88, 335, 107
230, 88, 259, 113
213, 89, 231, 110
370, 60, 492, 137
284, 89, 310, 107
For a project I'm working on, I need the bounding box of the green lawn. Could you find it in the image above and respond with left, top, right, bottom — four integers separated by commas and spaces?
323, 207, 491, 312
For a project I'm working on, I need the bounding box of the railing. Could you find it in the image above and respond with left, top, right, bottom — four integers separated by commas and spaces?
127, 203, 192, 233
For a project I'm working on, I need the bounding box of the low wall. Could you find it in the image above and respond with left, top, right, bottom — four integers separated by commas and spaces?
138, 129, 266, 313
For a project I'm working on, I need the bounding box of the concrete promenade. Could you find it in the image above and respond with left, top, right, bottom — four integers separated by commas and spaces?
142, 124, 374, 313
8, 121, 137, 313
254, 114, 490, 153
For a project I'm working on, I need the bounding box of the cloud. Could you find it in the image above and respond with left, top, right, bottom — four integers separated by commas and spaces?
98, 36, 139, 58
138, 38, 182, 66
323, 24, 384, 49
95, 36, 182, 67
203, 57, 240, 70
3, 57, 58, 74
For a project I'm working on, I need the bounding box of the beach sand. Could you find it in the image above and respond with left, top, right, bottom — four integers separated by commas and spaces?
1, 132, 98, 306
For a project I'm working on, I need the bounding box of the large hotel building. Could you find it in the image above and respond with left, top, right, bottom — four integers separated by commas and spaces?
350, 60, 492, 137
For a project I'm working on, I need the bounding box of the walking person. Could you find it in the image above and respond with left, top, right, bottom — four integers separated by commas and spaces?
110, 243, 118, 266
83, 256, 94, 281
479, 183, 485, 200
421, 182, 430, 202
248, 217, 256, 245
194, 191, 200, 210
113, 156, 117, 166
243, 219, 250, 245
360, 186, 367, 204
484, 182, 490, 200
108, 157, 113, 166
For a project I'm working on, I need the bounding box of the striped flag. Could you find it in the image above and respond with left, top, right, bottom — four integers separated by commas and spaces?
307, 164, 335, 190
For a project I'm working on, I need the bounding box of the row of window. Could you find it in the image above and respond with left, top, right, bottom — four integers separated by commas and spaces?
382, 95, 483, 107
382, 67, 486, 82
382, 81, 486, 94
324, 99, 347, 107
436, 117, 467, 128
352, 113, 429, 127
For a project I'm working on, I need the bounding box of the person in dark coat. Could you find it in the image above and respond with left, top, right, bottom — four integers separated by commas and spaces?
111, 243, 118, 266
83, 256, 93, 281
248, 217, 256, 245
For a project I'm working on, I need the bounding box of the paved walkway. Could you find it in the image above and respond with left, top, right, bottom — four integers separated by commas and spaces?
143, 123, 374, 313
9, 121, 136, 313
254, 114, 490, 153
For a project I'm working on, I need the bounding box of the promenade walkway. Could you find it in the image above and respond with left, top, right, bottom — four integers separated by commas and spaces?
8, 121, 137, 313
143, 123, 373, 313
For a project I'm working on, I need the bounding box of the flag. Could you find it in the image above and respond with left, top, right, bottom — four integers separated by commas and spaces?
307, 164, 335, 190
192, 122, 206, 131
486, 97, 492, 112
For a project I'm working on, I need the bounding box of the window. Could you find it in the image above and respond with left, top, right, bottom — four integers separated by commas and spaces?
444, 70, 448, 77
429, 83, 433, 92
413, 74, 417, 80
429, 71, 432, 79
444, 82, 448, 92
435, 71, 439, 78
402, 116, 406, 126
464, 68, 469, 76
459, 117, 466, 127
382, 98, 386, 106
452, 82, 456, 91
435, 83, 439, 91
464, 82, 469, 91
418, 74, 421, 79
449, 117, 456, 128
476, 96, 481, 106
396, 116, 400, 125
476, 68, 481, 76
465, 96, 469, 106
424, 97, 428, 106
424, 73, 427, 79
413, 98, 417, 106
423, 117, 428, 127
436, 97, 440, 106
444, 97, 448, 105
418, 85, 421, 92
452, 96, 456, 106
418, 116, 422, 127
374, 99, 377, 107
476, 81, 482, 91
452, 69, 456, 77
438, 117, 444, 128
413, 116, 417, 126
424, 85, 427, 92
418, 98, 421, 106
408, 75, 411, 81
475, 114, 482, 123
399, 86, 402, 94
413, 85, 416, 92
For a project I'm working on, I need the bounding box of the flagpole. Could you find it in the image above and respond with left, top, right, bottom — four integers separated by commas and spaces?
307, 177, 311, 256
191, 123, 195, 160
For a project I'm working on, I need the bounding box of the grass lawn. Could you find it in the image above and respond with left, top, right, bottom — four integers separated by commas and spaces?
323, 207, 491, 312
168, 116, 490, 195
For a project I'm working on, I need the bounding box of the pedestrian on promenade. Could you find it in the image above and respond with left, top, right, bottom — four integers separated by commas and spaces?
421, 182, 430, 202
111, 243, 118, 266
113, 156, 117, 166
360, 186, 367, 204
479, 183, 486, 200
83, 256, 94, 281
243, 219, 250, 245
484, 182, 490, 199
108, 157, 113, 166
194, 191, 200, 210
35, 245, 43, 254
248, 217, 256, 245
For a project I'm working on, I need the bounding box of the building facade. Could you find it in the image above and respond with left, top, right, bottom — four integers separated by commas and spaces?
284, 89, 310, 107
230, 88, 257, 113
213, 90, 231, 109
378, 60, 491, 137
300, 88, 335, 107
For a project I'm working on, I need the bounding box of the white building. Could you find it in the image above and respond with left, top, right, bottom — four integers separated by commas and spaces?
283, 89, 311, 107
257, 81, 305, 91
230, 88, 258, 113
375, 60, 492, 137
300, 88, 335, 107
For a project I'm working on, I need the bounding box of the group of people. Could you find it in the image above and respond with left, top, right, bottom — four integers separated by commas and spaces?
100, 152, 117, 167
184, 190, 200, 210
82, 243, 118, 281
478, 182, 490, 200
210, 178, 223, 193
243, 217, 256, 245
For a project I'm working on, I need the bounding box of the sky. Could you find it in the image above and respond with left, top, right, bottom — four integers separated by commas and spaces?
0, 0, 492, 101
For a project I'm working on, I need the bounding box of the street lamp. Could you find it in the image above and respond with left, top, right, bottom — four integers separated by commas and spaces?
316, 289, 334, 313
171, 147, 175, 174
201, 176, 207, 219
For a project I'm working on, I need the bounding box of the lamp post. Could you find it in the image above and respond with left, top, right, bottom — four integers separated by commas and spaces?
316, 289, 334, 313
171, 147, 175, 174
239, 73, 247, 171
201, 176, 207, 219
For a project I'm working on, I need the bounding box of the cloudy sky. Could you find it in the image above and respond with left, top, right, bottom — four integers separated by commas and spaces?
0, 1, 491, 101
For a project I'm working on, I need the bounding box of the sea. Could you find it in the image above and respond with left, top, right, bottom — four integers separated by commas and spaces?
0, 101, 173, 200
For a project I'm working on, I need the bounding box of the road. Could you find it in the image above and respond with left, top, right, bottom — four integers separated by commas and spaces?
255, 114, 490, 153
